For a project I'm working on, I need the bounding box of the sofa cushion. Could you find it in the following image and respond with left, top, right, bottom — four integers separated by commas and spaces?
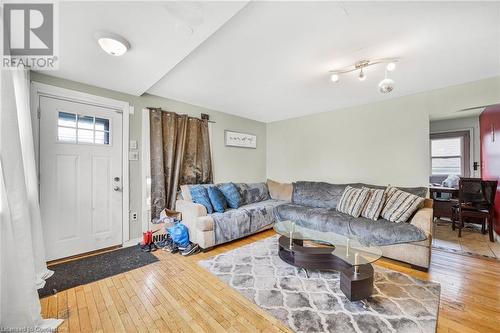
292, 181, 355, 209
337, 186, 371, 218
267, 179, 293, 201
196, 216, 214, 232
275, 203, 427, 246
381, 187, 426, 223
357, 183, 428, 198
235, 182, 270, 205
207, 186, 227, 213
218, 182, 242, 209
190, 186, 213, 214
210, 199, 284, 245
292, 181, 427, 210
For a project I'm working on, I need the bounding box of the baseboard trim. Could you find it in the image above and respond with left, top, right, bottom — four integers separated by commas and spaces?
410, 264, 429, 272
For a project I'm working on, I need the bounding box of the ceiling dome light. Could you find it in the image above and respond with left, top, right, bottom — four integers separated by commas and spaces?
95, 32, 130, 56
330, 73, 339, 83
358, 68, 366, 81
386, 62, 396, 71
379, 78, 395, 93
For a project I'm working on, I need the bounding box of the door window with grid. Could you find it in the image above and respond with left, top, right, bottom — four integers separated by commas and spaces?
430, 131, 470, 177
57, 111, 111, 145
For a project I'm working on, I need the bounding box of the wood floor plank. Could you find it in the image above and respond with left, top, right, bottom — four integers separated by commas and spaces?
77, 307, 92, 333
41, 229, 500, 332
66, 288, 81, 332
83, 284, 103, 332
56, 291, 69, 332
97, 280, 126, 333
47, 295, 58, 320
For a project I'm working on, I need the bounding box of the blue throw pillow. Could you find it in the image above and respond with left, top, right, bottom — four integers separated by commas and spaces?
218, 183, 242, 209
190, 186, 213, 214
207, 186, 227, 213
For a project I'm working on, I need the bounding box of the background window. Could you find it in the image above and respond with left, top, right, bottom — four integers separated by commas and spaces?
430, 131, 470, 177
431, 138, 462, 175
57, 112, 110, 145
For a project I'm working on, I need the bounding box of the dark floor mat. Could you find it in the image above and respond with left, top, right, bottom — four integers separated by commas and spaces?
39, 246, 159, 298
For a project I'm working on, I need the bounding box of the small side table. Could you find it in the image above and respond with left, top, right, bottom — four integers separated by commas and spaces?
429, 186, 459, 220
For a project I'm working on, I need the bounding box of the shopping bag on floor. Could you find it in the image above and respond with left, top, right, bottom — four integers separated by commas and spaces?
167, 223, 189, 247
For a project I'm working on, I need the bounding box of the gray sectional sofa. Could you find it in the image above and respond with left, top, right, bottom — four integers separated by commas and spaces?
176, 180, 433, 270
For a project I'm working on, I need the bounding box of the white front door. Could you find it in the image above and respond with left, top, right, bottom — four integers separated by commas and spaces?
39, 96, 123, 261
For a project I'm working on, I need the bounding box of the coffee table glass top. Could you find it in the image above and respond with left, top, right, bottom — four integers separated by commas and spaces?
274, 220, 383, 266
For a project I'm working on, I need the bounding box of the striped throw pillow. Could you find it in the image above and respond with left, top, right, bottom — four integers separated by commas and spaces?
337, 186, 371, 218
381, 187, 425, 223
361, 187, 386, 220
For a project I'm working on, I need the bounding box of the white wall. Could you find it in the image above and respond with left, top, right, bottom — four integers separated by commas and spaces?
267, 95, 430, 187
430, 116, 480, 177
267, 77, 500, 187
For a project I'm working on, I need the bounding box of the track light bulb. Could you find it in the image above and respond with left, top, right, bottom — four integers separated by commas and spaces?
358, 68, 366, 81
330, 73, 339, 83
379, 78, 395, 93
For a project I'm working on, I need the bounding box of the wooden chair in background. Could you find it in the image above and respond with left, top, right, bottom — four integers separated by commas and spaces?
452, 178, 498, 242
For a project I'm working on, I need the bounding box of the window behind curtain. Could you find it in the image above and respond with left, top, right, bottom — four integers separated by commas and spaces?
430, 131, 471, 178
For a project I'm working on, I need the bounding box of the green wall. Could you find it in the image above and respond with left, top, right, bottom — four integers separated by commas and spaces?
31, 72, 267, 239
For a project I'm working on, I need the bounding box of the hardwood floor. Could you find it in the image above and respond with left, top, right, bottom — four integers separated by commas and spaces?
41, 229, 500, 333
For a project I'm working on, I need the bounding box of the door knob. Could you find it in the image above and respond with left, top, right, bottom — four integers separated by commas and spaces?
113, 186, 121, 191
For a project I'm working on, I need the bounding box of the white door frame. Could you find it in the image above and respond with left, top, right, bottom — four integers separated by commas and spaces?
31, 82, 131, 243
141, 108, 151, 232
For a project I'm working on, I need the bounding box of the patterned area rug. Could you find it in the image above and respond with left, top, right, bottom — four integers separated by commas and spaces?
199, 236, 440, 333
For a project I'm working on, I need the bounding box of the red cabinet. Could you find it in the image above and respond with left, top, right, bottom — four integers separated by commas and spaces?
480, 105, 500, 235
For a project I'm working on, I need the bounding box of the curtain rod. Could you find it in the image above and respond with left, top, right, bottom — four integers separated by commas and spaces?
147, 107, 216, 123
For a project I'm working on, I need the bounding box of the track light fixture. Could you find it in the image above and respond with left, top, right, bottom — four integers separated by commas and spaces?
329, 58, 399, 93
358, 68, 366, 81
379, 76, 394, 94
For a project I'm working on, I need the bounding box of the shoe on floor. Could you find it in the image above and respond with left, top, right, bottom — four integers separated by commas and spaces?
162, 236, 174, 251
166, 243, 179, 254
181, 243, 200, 256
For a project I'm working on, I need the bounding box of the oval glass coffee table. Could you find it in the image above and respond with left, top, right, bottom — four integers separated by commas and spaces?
274, 220, 383, 301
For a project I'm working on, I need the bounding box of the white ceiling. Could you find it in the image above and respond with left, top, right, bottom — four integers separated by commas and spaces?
148, 1, 500, 122
49, 2, 499, 122
50, 1, 248, 96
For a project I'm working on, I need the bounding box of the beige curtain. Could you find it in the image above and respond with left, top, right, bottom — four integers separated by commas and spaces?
149, 108, 212, 219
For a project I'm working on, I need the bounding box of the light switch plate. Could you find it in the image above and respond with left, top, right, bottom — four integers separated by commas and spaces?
129, 150, 139, 160
129, 140, 138, 149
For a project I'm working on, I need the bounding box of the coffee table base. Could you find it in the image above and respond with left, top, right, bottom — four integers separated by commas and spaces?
278, 235, 374, 301
340, 264, 374, 301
